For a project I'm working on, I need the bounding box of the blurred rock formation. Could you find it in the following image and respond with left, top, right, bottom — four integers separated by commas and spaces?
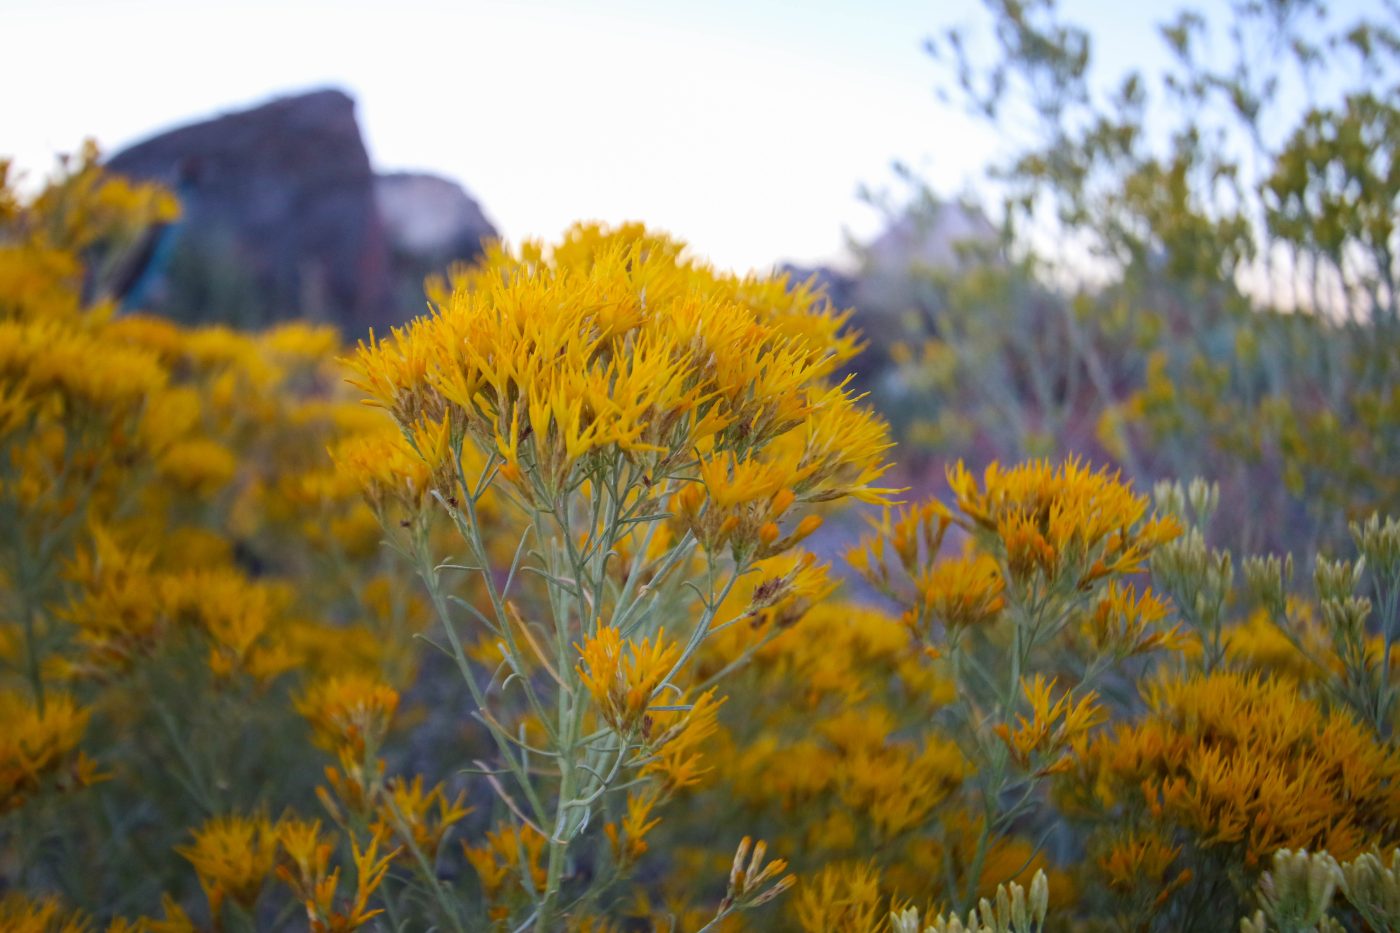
375, 172, 498, 315
853, 201, 999, 317
784, 200, 1000, 389
107, 88, 496, 332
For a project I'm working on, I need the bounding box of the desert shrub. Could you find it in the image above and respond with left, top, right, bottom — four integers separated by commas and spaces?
2, 45, 1399, 928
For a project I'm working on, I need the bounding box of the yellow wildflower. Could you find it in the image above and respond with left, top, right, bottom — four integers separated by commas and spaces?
295, 675, 400, 757
605, 787, 663, 866
1082, 581, 1178, 657
0, 317, 167, 417
577, 625, 681, 734
346, 222, 894, 504
995, 675, 1105, 775
276, 819, 396, 933
946, 457, 1180, 586
154, 437, 238, 495
331, 427, 435, 516
1095, 830, 1183, 894
1079, 671, 1400, 866
177, 814, 278, 917
0, 893, 91, 933
372, 774, 471, 857
641, 689, 724, 793
59, 529, 165, 673
462, 821, 549, 903
794, 861, 884, 933
917, 551, 1007, 634
0, 690, 92, 813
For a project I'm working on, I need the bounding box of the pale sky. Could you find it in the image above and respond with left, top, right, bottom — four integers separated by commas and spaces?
2, 0, 1383, 273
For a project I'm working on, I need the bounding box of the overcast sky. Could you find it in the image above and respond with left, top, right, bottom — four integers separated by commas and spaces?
3, 0, 1383, 273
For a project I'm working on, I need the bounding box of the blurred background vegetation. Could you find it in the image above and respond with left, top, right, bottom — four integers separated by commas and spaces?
846, 0, 1399, 562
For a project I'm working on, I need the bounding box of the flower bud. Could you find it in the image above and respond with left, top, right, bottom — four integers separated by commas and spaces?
1030, 870, 1049, 927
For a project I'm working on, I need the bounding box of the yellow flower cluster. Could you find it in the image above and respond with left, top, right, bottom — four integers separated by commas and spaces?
58, 530, 297, 683
296, 674, 400, 756
0, 689, 96, 813
994, 675, 1105, 776
946, 458, 1180, 588
662, 597, 998, 919
577, 625, 682, 735
851, 459, 1180, 649
462, 821, 549, 916
294, 675, 470, 870
177, 813, 398, 932
604, 788, 662, 867
0, 893, 95, 933
348, 222, 895, 511
374, 774, 472, 859
1073, 671, 1400, 867
277, 819, 395, 933
176, 814, 279, 916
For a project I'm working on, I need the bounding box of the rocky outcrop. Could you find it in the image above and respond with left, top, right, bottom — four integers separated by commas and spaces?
106, 89, 496, 333
778, 203, 1001, 390
108, 89, 389, 330
853, 201, 1000, 320
376, 172, 497, 311
376, 172, 496, 262
862, 202, 999, 276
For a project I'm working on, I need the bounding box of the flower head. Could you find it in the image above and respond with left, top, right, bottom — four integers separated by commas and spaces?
947, 458, 1180, 587
177, 814, 278, 917
577, 625, 681, 735
0, 690, 92, 813
296, 675, 400, 757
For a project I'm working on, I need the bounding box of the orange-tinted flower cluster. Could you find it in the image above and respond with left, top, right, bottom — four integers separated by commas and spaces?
577, 625, 682, 735
1074, 671, 1400, 867
946, 458, 1180, 588
0, 690, 97, 813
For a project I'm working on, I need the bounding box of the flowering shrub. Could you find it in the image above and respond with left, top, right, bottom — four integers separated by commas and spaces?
2, 137, 1400, 933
